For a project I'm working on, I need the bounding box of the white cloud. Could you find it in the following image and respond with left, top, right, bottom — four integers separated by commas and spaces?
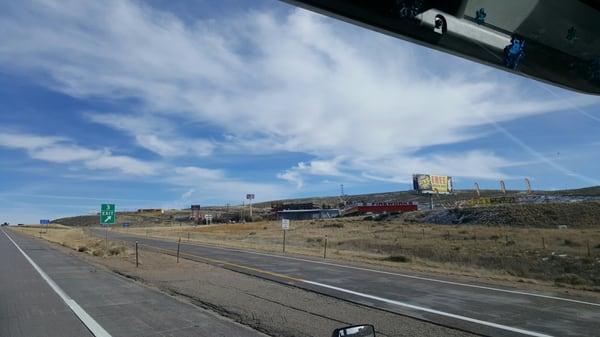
29, 145, 100, 163
86, 112, 214, 157
167, 166, 284, 203
181, 188, 194, 199
84, 154, 158, 175
0, 131, 158, 175
0, 1, 596, 188
0, 132, 65, 150
277, 170, 304, 189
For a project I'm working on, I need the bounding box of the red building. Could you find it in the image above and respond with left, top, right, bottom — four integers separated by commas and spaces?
342, 203, 417, 216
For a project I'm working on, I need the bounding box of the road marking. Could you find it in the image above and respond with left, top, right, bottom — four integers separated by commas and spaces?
150, 243, 554, 337
135, 233, 600, 308
109, 230, 600, 307
302, 280, 554, 337
3, 230, 112, 337
154, 237, 599, 308
144, 244, 302, 283
235, 250, 600, 307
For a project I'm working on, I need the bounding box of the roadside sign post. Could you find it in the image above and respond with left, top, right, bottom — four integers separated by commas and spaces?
324, 235, 328, 259
177, 237, 181, 263
204, 214, 213, 225
40, 219, 50, 234
281, 219, 290, 253
100, 204, 116, 252
135, 241, 139, 268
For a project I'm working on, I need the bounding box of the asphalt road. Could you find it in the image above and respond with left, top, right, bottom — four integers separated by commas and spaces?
0, 229, 265, 337
99, 228, 600, 337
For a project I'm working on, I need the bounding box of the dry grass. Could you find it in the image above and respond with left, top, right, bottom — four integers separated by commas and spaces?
114, 218, 600, 289
13, 226, 129, 257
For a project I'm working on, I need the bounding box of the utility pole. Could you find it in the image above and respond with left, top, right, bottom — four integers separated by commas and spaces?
340, 184, 347, 208
246, 194, 255, 220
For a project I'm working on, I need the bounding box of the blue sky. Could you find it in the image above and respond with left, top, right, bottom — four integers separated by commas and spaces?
1, 0, 599, 223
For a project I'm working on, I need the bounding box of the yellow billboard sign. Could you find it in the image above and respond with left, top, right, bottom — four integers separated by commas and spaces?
413, 174, 453, 194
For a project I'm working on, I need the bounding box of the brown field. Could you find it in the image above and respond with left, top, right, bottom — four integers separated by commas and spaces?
111, 217, 600, 290
13, 225, 129, 257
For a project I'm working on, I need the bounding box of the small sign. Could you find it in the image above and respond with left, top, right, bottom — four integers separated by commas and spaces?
281, 218, 290, 230
100, 204, 116, 225
246, 194, 255, 200
122, 223, 130, 228
40, 219, 50, 225
204, 214, 213, 220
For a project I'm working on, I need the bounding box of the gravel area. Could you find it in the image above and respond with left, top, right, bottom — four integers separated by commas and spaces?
53, 240, 479, 337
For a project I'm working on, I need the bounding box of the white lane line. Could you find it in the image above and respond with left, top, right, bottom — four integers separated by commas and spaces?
302, 280, 554, 337
3, 230, 112, 337
178, 240, 600, 307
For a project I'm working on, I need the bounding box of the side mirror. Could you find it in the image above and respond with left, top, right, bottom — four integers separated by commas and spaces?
331, 324, 376, 337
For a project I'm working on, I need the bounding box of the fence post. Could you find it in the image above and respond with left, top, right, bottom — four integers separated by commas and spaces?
542, 237, 545, 250
323, 235, 328, 259
587, 240, 591, 257
187, 232, 190, 241
283, 230, 286, 253
177, 237, 181, 263
135, 241, 139, 268
422, 228, 425, 239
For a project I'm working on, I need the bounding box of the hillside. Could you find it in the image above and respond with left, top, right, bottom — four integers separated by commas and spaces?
255, 186, 600, 208
402, 201, 600, 228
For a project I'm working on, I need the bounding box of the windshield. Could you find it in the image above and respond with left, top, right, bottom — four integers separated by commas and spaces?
1, 1, 599, 337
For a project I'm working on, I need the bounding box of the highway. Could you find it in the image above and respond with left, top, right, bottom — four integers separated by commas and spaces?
99, 228, 600, 337
0, 229, 265, 337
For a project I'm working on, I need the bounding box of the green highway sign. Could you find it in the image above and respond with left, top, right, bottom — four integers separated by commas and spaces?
100, 204, 116, 225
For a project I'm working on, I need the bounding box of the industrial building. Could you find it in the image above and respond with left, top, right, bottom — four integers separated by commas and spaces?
342, 203, 417, 216
277, 209, 340, 220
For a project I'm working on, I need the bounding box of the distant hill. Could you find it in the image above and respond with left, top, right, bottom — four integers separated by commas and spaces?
254, 186, 600, 209
52, 186, 600, 228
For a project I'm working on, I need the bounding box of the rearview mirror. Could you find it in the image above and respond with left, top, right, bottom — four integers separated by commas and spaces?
331, 324, 376, 337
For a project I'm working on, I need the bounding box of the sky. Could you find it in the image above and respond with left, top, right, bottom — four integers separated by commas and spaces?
1, 0, 599, 223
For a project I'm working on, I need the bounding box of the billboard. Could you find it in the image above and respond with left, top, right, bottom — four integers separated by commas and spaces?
191, 205, 201, 222
413, 174, 453, 194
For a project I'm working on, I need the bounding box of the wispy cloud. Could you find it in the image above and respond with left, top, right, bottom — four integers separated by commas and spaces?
0, 0, 597, 192
0, 130, 159, 175
85, 112, 215, 157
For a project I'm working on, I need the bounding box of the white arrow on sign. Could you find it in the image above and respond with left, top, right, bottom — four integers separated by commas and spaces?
104, 215, 112, 222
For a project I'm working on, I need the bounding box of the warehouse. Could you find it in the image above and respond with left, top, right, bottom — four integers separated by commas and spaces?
277, 209, 340, 220
342, 203, 417, 216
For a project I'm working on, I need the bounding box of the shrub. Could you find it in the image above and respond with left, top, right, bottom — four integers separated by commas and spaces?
323, 223, 344, 228
555, 273, 587, 286
77, 246, 88, 252
563, 239, 581, 247
383, 255, 410, 263
108, 246, 125, 256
